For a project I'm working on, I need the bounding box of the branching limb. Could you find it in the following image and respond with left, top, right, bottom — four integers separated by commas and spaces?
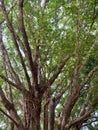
0, 87, 23, 126
0, 75, 23, 91
81, 118, 98, 128
79, 37, 98, 72
48, 55, 71, 86
0, 30, 24, 91
0, 3, 32, 90
0, 107, 18, 126
69, 108, 93, 129
18, 0, 39, 92
80, 65, 98, 89
55, 89, 66, 106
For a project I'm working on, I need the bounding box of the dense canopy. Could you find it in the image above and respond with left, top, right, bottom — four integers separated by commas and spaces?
0, 0, 98, 130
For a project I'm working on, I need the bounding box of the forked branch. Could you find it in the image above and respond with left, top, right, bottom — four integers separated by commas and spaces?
48, 55, 71, 86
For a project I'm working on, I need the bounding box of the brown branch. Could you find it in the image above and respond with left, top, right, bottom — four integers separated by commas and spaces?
18, 0, 38, 91
79, 37, 98, 73
0, 107, 18, 126
81, 119, 98, 128
55, 81, 72, 106
69, 108, 93, 129
55, 89, 66, 106
0, 1, 16, 25
0, 75, 22, 90
80, 66, 98, 89
59, 83, 80, 129
90, 0, 98, 29
33, 42, 39, 63
0, 87, 23, 126
0, 1, 27, 59
78, 102, 87, 118
44, 102, 48, 130
48, 55, 71, 86
48, 98, 55, 130
73, 65, 80, 89
0, 2, 32, 90
16, 34, 28, 59
0, 30, 24, 91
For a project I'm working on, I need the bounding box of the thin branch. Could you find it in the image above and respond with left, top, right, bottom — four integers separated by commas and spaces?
79, 37, 98, 72
0, 2, 32, 90
69, 108, 93, 129
55, 81, 72, 106
81, 119, 98, 128
80, 65, 98, 89
0, 87, 23, 125
0, 107, 18, 126
0, 30, 24, 91
55, 89, 66, 107
51, 78, 65, 95
78, 94, 89, 117
0, 75, 22, 90
0, 1, 17, 25
48, 55, 71, 86
16, 34, 28, 59
90, 0, 98, 29
18, 0, 38, 91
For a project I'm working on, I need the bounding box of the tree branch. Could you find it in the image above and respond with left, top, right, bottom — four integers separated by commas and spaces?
0, 30, 24, 91
0, 107, 18, 126
18, 0, 39, 92
0, 75, 23, 90
0, 2, 32, 91
69, 108, 93, 129
80, 65, 98, 89
55, 89, 66, 106
0, 87, 23, 126
81, 118, 98, 128
79, 37, 98, 72
48, 55, 71, 86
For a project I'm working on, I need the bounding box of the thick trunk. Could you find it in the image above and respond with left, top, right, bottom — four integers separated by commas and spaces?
23, 92, 42, 130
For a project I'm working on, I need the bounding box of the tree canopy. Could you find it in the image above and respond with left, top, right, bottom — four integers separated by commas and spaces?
0, 0, 98, 130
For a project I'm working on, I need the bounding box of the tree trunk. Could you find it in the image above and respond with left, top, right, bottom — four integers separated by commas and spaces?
23, 92, 42, 130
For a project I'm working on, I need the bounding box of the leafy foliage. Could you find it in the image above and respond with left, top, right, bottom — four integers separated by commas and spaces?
0, 0, 98, 130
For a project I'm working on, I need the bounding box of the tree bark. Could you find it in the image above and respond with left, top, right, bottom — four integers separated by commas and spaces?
23, 92, 42, 130
44, 102, 49, 130
59, 87, 79, 130
48, 98, 55, 130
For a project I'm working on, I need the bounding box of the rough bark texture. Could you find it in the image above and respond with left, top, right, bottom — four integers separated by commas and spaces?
22, 91, 42, 130
48, 98, 55, 130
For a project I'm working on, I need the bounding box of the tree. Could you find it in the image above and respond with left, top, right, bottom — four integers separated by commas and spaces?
0, 0, 98, 130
